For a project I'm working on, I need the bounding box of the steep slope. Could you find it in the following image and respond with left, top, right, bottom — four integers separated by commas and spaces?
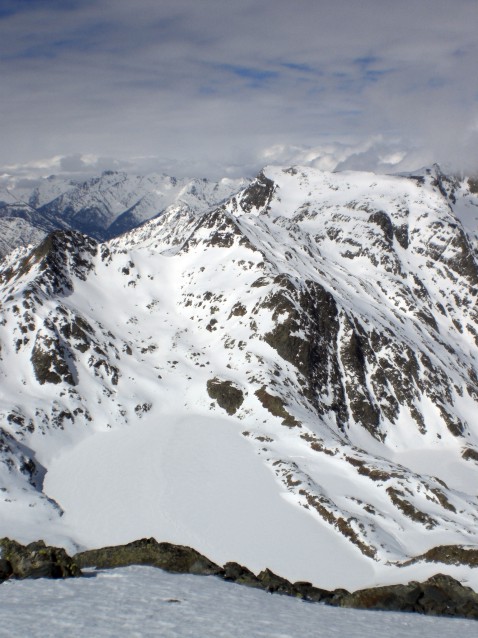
1, 165, 478, 591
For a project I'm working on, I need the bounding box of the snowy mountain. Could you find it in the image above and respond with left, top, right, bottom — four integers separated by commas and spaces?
1, 164, 478, 592
0, 172, 248, 258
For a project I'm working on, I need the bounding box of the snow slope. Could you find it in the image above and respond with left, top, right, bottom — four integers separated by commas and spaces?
1, 164, 478, 592
1, 566, 477, 638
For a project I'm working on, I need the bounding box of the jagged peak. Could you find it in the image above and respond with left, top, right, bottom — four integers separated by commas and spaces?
0, 230, 98, 300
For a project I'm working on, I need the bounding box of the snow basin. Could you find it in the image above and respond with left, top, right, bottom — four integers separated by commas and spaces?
44, 413, 376, 590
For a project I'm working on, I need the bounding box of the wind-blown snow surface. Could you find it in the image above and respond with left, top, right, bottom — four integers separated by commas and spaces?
1, 165, 478, 591
1, 566, 477, 638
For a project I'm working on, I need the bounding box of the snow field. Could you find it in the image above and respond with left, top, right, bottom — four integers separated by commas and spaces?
0, 566, 477, 638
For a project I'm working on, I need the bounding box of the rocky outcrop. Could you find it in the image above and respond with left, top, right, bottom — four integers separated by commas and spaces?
403, 544, 478, 567
338, 574, 478, 618
73, 539, 478, 620
0, 538, 81, 580
75, 538, 223, 575
206, 378, 244, 415
223, 564, 478, 619
236, 171, 275, 213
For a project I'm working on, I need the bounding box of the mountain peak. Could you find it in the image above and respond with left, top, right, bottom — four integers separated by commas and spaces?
1, 165, 478, 591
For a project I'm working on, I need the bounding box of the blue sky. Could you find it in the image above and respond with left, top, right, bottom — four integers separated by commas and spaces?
1, 0, 477, 179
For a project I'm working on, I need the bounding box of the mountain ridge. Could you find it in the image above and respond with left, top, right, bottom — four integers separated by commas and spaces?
1, 164, 478, 591
0, 171, 249, 258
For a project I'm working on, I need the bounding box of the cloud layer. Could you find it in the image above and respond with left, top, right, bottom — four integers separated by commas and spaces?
1, 0, 477, 178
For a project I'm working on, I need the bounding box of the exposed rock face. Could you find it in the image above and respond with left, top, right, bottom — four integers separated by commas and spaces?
234, 171, 275, 213
2, 230, 99, 297
254, 386, 300, 427
0, 538, 81, 580
338, 574, 478, 619
206, 378, 244, 415
75, 538, 223, 575
403, 545, 478, 567
222, 562, 262, 588
31, 325, 77, 386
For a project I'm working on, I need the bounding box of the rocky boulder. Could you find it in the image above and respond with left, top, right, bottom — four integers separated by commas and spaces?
0, 538, 81, 580
338, 574, 478, 619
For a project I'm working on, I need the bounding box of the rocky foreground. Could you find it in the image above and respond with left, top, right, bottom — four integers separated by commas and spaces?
1, 537, 478, 620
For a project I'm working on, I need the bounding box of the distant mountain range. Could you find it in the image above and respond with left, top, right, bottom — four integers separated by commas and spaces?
0, 171, 249, 258
1, 164, 478, 592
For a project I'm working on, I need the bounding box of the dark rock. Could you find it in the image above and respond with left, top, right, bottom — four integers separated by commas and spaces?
386, 487, 436, 528
468, 177, 478, 194
184, 210, 248, 251
292, 581, 339, 603
31, 327, 76, 386
260, 277, 349, 433
338, 574, 478, 619
206, 378, 244, 415
221, 563, 331, 599
0, 558, 13, 581
75, 538, 223, 576
255, 386, 300, 427
404, 544, 478, 567
394, 223, 409, 249
222, 562, 262, 588
0, 538, 81, 579
15, 230, 98, 297
340, 317, 381, 437
238, 172, 275, 213
462, 447, 478, 463
257, 568, 298, 595
368, 211, 394, 246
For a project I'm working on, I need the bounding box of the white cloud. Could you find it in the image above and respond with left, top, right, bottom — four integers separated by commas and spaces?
0, 0, 477, 178
257, 138, 433, 176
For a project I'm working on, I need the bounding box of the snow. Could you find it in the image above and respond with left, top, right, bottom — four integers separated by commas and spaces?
0, 171, 249, 257
390, 447, 478, 493
44, 414, 376, 590
0, 217, 46, 259
2, 164, 478, 596
1, 566, 477, 638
